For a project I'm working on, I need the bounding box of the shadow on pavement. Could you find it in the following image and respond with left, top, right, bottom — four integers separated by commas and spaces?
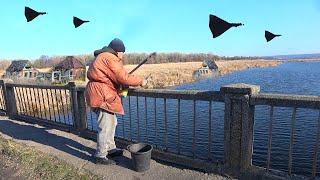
0, 119, 95, 161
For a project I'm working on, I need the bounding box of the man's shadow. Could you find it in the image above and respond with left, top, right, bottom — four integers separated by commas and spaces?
0, 119, 135, 170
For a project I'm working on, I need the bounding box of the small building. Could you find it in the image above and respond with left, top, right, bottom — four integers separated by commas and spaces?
5, 60, 38, 79
193, 60, 219, 79
202, 59, 219, 70
52, 56, 86, 83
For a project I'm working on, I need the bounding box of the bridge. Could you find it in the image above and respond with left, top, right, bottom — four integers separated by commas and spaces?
0, 80, 319, 179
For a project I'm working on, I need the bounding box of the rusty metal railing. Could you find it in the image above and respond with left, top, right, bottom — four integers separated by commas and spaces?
251, 93, 320, 177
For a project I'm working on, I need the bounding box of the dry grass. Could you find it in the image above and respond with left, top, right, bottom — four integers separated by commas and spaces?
125, 62, 202, 88
125, 60, 282, 88
0, 136, 100, 179
216, 59, 282, 75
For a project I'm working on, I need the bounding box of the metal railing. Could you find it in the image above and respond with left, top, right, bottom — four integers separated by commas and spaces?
250, 93, 320, 178
83, 88, 225, 161
10, 84, 73, 126
1, 80, 320, 179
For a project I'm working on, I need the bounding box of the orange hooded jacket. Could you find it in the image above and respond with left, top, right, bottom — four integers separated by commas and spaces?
85, 49, 143, 115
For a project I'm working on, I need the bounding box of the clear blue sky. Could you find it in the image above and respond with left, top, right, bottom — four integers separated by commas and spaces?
0, 0, 319, 59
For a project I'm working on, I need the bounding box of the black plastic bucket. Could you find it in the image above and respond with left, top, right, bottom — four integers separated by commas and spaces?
127, 143, 153, 172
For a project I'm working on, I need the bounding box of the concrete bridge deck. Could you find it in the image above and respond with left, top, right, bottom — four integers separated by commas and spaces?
0, 116, 232, 180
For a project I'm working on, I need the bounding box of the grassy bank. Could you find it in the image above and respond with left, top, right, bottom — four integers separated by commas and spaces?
125, 59, 282, 88
0, 136, 100, 180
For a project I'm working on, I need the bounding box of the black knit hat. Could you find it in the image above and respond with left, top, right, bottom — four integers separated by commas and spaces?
107, 38, 125, 52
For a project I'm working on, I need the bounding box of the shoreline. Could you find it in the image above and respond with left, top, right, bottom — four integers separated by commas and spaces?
125, 59, 283, 88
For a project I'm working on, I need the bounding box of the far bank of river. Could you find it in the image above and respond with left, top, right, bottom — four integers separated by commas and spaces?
124, 59, 283, 88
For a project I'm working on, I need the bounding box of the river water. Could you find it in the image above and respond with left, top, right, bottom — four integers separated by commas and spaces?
87, 61, 320, 176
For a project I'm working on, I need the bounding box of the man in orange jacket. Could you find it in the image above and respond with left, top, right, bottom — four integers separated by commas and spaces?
86, 38, 147, 165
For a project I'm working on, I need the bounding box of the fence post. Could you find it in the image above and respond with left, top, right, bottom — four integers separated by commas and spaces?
0, 80, 7, 115
77, 87, 88, 132
68, 82, 86, 133
221, 83, 260, 175
1, 81, 18, 119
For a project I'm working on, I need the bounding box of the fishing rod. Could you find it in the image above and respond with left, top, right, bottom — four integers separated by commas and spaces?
120, 52, 156, 97
129, 52, 156, 74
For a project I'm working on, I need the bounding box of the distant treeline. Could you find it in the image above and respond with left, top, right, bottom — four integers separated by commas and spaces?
0, 53, 261, 70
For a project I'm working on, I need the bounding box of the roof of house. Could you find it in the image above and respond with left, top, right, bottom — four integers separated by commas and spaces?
202, 59, 219, 70
6, 60, 32, 72
54, 56, 85, 70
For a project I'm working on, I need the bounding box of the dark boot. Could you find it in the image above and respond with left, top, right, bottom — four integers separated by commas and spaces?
95, 157, 116, 165
107, 149, 124, 158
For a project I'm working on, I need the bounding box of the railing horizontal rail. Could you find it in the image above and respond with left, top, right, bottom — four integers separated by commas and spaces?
6, 83, 69, 90
250, 93, 320, 109
78, 86, 223, 101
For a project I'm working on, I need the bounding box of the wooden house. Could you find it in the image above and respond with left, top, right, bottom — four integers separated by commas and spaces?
5, 60, 38, 79
52, 56, 85, 82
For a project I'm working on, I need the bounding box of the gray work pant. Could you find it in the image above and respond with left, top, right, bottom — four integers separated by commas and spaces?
94, 109, 118, 158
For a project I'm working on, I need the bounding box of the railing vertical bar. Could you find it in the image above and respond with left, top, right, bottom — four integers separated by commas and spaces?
59, 89, 67, 124
154, 98, 157, 148
288, 107, 297, 176
145, 96, 148, 142
29, 88, 37, 117
312, 110, 320, 177
66, 89, 72, 124
267, 106, 274, 171
33, 88, 40, 118
54, 89, 61, 123
1, 87, 5, 110
121, 96, 125, 138
65, 89, 71, 124
61, 89, 70, 124
21, 87, 28, 115
14, 87, 20, 114
177, 99, 181, 155
50, 89, 58, 122
13, 87, 20, 113
22, 87, 30, 116
164, 98, 168, 151
46, 89, 54, 121
27, 88, 33, 117
18, 87, 24, 114
0, 87, 3, 110
14, 87, 22, 114
208, 101, 212, 161
40, 89, 48, 120
36, 88, 44, 119
90, 110, 94, 131
26, 88, 34, 117
129, 96, 132, 141
19, 87, 24, 114
193, 100, 196, 158
137, 96, 140, 142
